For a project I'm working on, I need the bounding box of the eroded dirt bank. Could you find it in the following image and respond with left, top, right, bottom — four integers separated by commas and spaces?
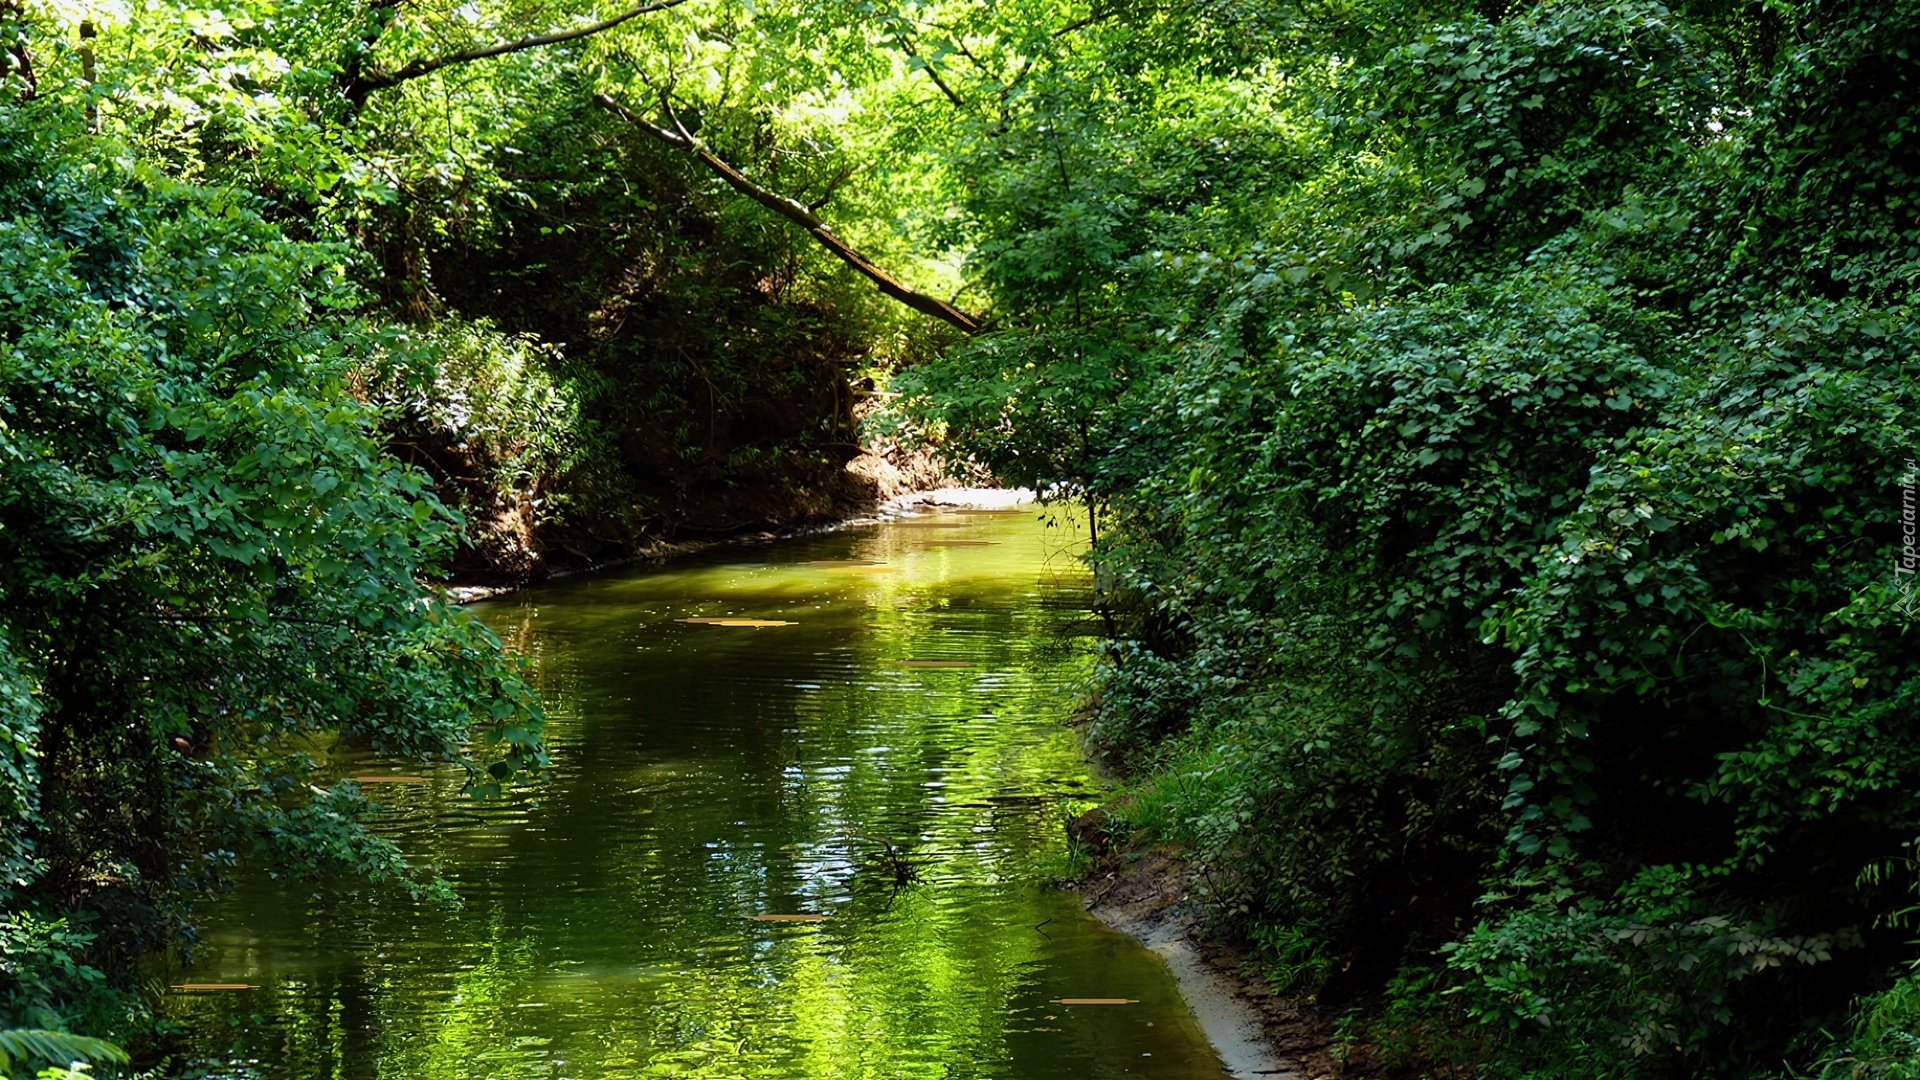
432, 432, 974, 590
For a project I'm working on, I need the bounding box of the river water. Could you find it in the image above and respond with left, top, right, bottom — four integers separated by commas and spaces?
168, 506, 1228, 1079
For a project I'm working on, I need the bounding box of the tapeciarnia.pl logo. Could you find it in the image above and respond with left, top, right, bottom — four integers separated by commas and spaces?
1898, 458, 1918, 614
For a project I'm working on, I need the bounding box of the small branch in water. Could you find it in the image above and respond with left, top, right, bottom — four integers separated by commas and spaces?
875, 838, 922, 888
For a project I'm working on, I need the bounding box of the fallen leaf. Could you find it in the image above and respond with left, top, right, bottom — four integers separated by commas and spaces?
351, 775, 426, 783
1050, 998, 1139, 1005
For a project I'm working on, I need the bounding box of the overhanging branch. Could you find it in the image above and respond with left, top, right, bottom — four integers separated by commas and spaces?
345, 0, 692, 104
593, 92, 983, 334
895, 34, 966, 111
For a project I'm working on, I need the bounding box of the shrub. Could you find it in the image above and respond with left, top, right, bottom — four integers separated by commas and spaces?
0, 97, 543, 1047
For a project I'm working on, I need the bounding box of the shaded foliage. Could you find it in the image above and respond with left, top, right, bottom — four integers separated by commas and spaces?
896, 0, 1920, 1076
0, 99, 542, 1058
427, 92, 894, 549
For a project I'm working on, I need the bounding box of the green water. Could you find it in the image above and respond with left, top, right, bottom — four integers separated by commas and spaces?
169, 507, 1226, 1079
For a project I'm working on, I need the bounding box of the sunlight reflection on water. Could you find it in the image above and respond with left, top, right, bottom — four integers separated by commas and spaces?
167, 506, 1228, 1080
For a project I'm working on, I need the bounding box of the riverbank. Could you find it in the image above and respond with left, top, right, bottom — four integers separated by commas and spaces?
442, 485, 1035, 603
1077, 846, 1343, 1079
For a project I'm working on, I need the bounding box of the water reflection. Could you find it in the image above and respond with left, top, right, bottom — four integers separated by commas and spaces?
169, 507, 1226, 1079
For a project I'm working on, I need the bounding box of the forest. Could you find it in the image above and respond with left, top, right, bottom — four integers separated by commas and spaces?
1, 0, 1917, 1072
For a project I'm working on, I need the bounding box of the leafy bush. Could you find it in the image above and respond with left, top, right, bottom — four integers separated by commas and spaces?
369, 321, 578, 510
899, 0, 1920, 1075
362, 320, 580, 580
0, 96, 543, 1047
0, 1027, 126, 1077
1799, 973, 1920, 1080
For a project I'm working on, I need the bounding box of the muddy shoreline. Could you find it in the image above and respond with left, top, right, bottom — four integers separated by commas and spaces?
1075, 847, 1341, 1079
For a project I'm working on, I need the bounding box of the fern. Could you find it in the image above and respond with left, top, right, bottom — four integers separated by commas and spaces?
0, 1029, 127, 1073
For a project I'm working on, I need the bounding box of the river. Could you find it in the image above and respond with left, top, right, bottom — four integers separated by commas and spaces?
167, 504, 1230, 1079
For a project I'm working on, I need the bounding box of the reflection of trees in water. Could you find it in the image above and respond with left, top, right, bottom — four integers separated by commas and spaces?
175, 516, 1208, 1077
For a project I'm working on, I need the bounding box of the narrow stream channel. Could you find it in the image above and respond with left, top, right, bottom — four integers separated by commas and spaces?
168, 505, 1229, 1079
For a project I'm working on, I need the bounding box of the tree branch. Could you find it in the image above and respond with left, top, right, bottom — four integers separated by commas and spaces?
895, 34, 967, 111
345, 0, 692, 104
805, 162, 857, 212
594, 92, 983, 334
1053, 10, 1111, 36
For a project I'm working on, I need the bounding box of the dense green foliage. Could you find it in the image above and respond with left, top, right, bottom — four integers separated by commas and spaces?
5, 0, 1919, 1068
31, 0, 949, 576
0, 1028, 126, 1076
0, 94, 544, 1061
893, 0, 1920, 1075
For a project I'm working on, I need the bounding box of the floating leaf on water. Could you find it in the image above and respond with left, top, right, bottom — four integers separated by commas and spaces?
900, 660, 972, 669
1049, 998, 1140, 1005
171, 983, 258, 991
819, 566, 896, 574
919, 540, 999, 547
804, 559, 881, 567
677, 618, 797, 627
751, 913, 827, 922
352, 775, 427, 783
889, 522, 974, 528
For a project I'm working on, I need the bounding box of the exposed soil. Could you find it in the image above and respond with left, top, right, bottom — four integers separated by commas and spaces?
1074, 844, 1346, 1080
431, 431, 982, 593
